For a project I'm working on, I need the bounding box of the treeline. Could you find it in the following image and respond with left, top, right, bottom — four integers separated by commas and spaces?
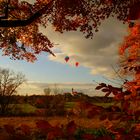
11, 93, 113, 105
0, 93, 114, 116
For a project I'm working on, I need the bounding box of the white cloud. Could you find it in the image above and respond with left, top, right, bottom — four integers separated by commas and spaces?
40, 18, 128, 78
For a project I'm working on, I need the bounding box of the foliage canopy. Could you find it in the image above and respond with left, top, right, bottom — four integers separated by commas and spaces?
0, 0, 139, 61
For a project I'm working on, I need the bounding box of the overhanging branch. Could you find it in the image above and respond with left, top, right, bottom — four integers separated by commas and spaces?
0, 1, 53, 27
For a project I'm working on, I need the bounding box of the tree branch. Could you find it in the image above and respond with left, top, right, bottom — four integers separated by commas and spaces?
0, 1, 53, 27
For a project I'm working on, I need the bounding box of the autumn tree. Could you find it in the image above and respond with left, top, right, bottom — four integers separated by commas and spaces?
0, 68, 25, 114
117, 23, 140, 114
119, 23, 140, 96
0, 0, 139, 62
95, 23, 140, 119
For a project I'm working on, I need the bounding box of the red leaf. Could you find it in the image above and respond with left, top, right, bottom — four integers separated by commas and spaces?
47, 127, 64, 140
127, 109, 133, 115
112, 114, 121, 120
102, 88, 109, 92
129, 67, 134, 71
108, 113, 119, 121
20, 124, 31, 135
122, 101, 130, 111
36, 120, 52, 134
87, 109, 99, 118
135, 110, 140, 120
82, 133, 95, 140
115, 127, 126, 134
114, 93, 124, 100
100, 83, 107, 87
99, 114, 107, 121
124, 134, 135, 139
131, 124, 140, 136
95, 83, 106, 90
105, 92, 111, 97
4, 124, 15, 134
124, 66, 128, 69
95, 86, 103, 90
128, 1, 140, 20
66, 121, 77, 135
96, 135, 112, 140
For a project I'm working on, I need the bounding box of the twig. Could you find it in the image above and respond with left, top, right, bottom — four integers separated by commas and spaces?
101, 76, 123, 86
111, 64, 126, 82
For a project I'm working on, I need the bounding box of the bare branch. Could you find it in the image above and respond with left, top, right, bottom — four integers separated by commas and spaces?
0, 68, 25, 114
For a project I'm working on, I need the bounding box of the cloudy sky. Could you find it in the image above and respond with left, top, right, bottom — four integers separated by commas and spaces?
0, 16, 128, 95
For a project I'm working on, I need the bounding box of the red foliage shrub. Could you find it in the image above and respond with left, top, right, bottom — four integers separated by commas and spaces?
4, 124, 15, 135
66, 121, 77, 136
2, 119, 140, 140
82, 133, 96, 140
96, 135, 112, 140
20, 124, 31, 135
36, 120, 52, 134
47, 126, 64, 140
35, 109, 46, 116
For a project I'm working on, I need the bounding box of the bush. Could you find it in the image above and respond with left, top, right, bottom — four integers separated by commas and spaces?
3, 118, 140, 140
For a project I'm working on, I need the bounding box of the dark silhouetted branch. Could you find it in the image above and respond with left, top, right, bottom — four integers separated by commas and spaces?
0, 1, 53, 27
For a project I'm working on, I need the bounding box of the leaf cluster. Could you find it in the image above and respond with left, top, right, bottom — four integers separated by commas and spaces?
0, 0, 139, 61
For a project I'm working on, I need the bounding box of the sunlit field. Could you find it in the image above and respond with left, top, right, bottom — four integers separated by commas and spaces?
0, 94, 139, 139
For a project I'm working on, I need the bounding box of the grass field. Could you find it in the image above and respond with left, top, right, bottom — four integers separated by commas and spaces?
0, 102, 121, 129
65, 102, 75, 109
16, 104, 37, 113
9, 101, 116, 115
65, 101, 115, 109
93, 102, 114, 108
10, 104, 37, 114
